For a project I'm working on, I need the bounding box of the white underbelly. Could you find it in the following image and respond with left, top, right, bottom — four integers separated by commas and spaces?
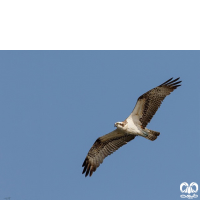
125, 122, 142, 135
123, 116, 144, 136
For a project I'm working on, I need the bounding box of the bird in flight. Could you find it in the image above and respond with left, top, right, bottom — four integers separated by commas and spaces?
82, 77, 181, 177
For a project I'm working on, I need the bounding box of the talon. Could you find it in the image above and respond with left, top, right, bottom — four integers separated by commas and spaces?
142, 130, 148, 137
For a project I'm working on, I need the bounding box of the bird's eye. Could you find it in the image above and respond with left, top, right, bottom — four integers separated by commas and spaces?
119, 123, 124, 127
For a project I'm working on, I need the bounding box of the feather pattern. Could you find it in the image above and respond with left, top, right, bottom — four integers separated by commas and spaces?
130, 77, 181, 128
82, 130, 135, 177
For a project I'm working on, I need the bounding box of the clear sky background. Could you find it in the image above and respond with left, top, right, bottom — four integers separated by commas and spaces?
0, 51, 199, 200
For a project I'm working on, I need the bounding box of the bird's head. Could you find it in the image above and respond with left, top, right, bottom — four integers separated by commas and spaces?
114, 121, 126, 130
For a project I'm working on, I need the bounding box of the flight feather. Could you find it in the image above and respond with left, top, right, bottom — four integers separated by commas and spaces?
82, 130, 135, 177
130, 77, 181, 128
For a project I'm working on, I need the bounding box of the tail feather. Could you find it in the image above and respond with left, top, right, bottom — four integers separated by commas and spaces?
145, 128, 160, 141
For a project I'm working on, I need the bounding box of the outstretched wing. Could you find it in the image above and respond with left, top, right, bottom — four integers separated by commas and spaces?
129, 77, 181, 128
82, 130, 135, 177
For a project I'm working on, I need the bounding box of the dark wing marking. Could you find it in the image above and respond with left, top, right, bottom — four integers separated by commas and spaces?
82, 130, 135, 177
131, 77, 181, 128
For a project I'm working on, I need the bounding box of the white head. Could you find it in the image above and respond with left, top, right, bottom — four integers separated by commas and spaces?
114, 121, 126, 131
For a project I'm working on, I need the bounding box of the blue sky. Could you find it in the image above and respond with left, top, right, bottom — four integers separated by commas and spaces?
0, 51, 199, 200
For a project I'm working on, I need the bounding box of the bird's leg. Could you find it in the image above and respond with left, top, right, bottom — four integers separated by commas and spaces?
142, 130, 149, 137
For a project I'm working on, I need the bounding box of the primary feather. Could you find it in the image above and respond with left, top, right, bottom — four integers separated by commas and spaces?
82, 130, 135, 177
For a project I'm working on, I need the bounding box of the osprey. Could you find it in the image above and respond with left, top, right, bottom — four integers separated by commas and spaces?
82, 77, 181, 177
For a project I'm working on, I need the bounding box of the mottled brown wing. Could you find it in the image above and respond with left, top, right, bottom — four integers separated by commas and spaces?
82, 130, 135, 177
131, 77, 181, 128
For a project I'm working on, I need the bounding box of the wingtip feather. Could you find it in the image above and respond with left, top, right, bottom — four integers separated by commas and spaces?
160, 77, 181, 88
160, 77, 173, 85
